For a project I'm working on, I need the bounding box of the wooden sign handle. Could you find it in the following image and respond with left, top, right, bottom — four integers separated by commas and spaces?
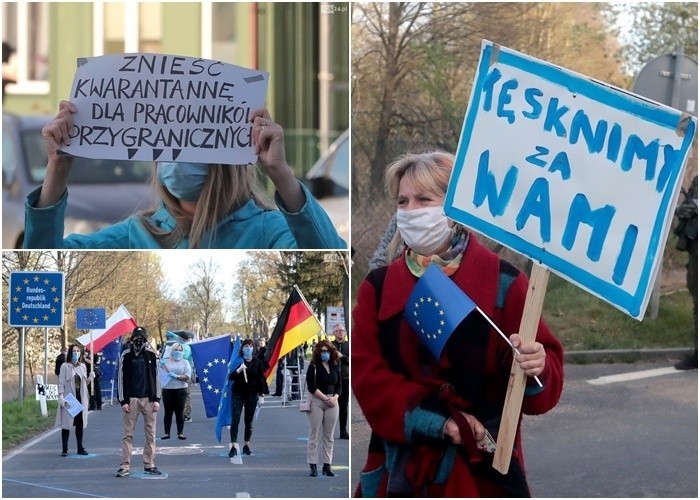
492, 264, 550, 474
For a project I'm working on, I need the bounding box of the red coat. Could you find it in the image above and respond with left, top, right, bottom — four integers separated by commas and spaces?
352, 236, 564, 497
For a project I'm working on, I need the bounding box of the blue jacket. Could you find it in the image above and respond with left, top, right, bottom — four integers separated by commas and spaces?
24, 182, 346, 249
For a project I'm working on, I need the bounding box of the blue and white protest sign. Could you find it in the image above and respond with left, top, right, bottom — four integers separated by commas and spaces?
76, 307, 106, 330
445, 41, 697, 319
61, 53, 269, 164
8, 271, 65, 327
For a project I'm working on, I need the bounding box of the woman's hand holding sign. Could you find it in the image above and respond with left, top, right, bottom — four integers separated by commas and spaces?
510, 333, 546, 378
39, 100, 76, 208
251, 107, 305, 213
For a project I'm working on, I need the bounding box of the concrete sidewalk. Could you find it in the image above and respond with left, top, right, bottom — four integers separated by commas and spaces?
2, 386, 349, 498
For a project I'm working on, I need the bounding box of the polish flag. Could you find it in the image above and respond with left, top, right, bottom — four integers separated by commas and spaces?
76, 305, 137, 353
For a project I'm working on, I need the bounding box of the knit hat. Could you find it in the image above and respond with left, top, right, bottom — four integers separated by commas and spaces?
131, 326, 147, 339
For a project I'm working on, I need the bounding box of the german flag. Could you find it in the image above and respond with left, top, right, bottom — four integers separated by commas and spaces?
264, 286, 323, 380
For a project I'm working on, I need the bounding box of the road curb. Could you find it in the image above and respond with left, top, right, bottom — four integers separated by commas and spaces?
565, 347, 694, 364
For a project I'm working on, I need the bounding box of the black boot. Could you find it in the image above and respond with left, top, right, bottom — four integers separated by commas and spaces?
61, 429, 69, 456
309, 464, 317, 477
322, 463, 335, 477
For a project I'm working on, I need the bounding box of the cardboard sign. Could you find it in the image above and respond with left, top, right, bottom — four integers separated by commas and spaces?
61, 53, 269, 164
445, 41, 697, 319
36, 383, 58, 401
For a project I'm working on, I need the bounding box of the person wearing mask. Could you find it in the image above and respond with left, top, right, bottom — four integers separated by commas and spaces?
256, 338, 270, 395
160, 343, 191, 440
305, 340, 342, 478
56, 344, 94, 456
227, 339, 266, 458
273, 357, 285, 397
54, 346, 67, 378
674, 175, 698, 370
84, 348, 102, 411
178, 334, 195, 422
24, 102, 346, 250
116, 326, 162, 477
330, 324, 349, 440
352, 152, 564, 497
256, 338, 267, 363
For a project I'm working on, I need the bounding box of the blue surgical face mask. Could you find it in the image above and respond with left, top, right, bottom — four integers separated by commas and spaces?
157, 162, 209, 202
71, 351, 80, 363
242, 346, 253, 360
321, 352, 330, 362
172, 351, 183, 361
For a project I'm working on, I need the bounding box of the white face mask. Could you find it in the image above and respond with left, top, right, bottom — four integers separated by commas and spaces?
396, 205, 453, 255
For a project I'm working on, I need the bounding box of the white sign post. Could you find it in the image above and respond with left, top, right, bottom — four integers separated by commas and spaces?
61, 53, 269, 165
445, 41, 697, 473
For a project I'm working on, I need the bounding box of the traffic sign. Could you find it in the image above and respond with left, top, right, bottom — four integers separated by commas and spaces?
8, 272, 65, 327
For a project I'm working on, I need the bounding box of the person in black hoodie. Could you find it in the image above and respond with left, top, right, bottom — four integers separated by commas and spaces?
116, 326, 162, 477
228, 338, 266, 458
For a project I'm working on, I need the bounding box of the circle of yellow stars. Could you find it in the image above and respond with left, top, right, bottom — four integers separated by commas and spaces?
11, 274, 61, 325
411, 295, 447, 340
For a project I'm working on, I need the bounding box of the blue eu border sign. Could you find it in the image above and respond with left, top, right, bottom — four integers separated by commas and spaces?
76, 308, 106, 330
445, 40, 697, 320
8, 271, 65, 327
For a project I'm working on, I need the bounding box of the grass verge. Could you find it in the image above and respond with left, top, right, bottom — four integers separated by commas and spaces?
3, 398, 58, 453
543, 274, 694, 351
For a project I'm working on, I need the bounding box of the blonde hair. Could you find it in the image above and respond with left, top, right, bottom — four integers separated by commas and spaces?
139, 164, 275, 249
385, 151, 456, 259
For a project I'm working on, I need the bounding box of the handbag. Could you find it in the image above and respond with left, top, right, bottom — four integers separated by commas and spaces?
299, 364, 315, 412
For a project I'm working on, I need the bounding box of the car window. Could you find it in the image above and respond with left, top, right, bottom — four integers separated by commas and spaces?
21, 127, 49, 182
21, 128, 153, 184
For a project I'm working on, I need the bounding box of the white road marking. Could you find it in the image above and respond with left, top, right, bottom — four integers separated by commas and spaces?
587, 367, 680, 385
235, 493, 251, 497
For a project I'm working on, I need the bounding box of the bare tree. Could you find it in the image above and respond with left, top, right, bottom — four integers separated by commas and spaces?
180, 259, 225, 336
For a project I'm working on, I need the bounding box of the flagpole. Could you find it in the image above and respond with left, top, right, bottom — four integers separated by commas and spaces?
89, 330, 94, 396
293, 285, 324, 337
474, 306, 543, 388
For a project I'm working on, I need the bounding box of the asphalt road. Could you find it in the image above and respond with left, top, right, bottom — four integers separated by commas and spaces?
351, 360, 698, 498
2, 387, 349, 498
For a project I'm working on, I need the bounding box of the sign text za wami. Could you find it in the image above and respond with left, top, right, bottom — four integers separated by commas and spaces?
446, 41, 696, 319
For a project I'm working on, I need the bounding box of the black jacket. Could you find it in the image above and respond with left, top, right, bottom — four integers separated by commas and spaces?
54, 352, 65, 377
306, 362, 342, 396
229, 357, 266, 396
118, 345, 161, 405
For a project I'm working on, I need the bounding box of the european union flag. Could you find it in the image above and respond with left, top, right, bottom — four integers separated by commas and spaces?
99, 337, 122, 386
189, 335, 233, 419
404, 263, 477, 360
76, 308, 106, 330
214, 336, 242, 442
